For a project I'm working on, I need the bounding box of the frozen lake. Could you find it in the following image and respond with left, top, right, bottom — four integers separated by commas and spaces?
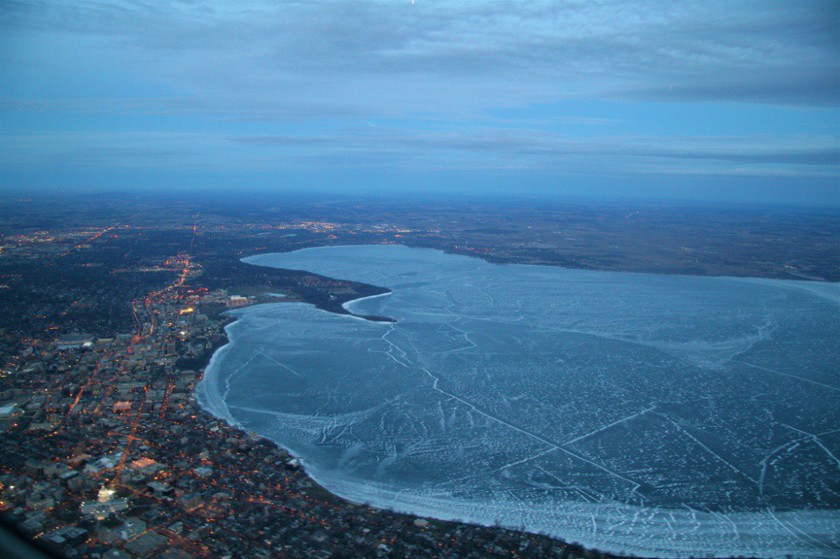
197, 245, 840, 558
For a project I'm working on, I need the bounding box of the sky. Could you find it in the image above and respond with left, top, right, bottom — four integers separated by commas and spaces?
1, 0, 838, 205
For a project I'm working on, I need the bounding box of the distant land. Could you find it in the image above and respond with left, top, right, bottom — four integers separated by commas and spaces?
0, 190, 837, 559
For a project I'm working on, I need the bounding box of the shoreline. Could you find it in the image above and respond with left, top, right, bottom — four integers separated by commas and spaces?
341, 290, 393, 312
340, 291, 394, 322
190, 303, 611, 558
191, 248, 838, 559
192, 303, 839, 559
194, 316, 240, 429
251, 243, 840, 285
193, 317, 840, 559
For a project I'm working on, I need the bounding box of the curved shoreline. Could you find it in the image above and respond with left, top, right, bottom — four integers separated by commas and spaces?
245, 243, 840, 286
194, 301, 840, 559
341, 291, 393, 312
196, 247, 840, 559
194, 317, 240, 429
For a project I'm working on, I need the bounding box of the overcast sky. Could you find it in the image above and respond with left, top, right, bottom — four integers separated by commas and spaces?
1, 0, 838, 205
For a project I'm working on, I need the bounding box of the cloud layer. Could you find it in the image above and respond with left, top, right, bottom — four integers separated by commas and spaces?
1, 0, 838, 202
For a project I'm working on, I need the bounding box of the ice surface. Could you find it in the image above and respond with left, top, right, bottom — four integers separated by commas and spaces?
197, 245, 840, 558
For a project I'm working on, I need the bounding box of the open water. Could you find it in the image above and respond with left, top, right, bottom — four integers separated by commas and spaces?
197, 245, 840, 558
